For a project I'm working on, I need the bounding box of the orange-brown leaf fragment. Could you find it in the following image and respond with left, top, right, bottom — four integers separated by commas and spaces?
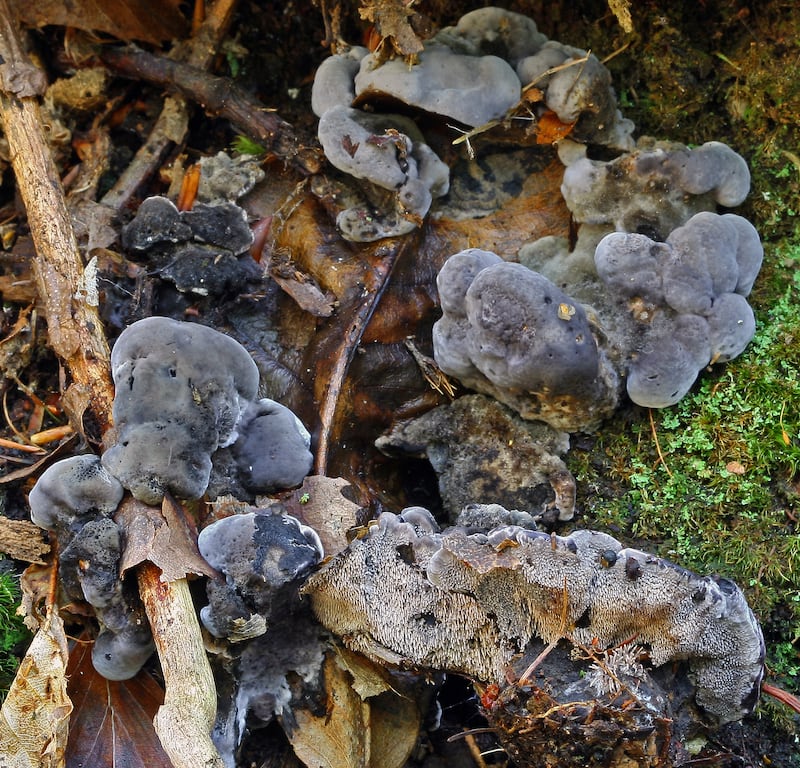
116, 495, 218, 582
535, 110, 576, 144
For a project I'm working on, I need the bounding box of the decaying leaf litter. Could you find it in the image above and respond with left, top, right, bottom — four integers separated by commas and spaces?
0, 0, 798, 767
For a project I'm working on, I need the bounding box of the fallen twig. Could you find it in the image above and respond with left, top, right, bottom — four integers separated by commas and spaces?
99, 44, 322, 187
100, 0, 241, 211
0, 0, 114, 435
138, 562, 224, 768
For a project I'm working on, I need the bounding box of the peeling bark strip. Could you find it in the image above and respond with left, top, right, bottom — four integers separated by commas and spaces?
0, 0, 114, 436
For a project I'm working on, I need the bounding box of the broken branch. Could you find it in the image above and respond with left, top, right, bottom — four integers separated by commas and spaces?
100, 45, 323, 178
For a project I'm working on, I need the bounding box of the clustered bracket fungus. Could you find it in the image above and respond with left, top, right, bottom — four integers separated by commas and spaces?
311, 7, 635, 242
27, 317, 314, 680
303, 507, 765, 733
434, 141, 762, 418
377, 393, 577, 522
595, 211, 762, 407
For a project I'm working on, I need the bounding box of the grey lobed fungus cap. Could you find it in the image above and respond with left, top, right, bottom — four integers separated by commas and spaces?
594, 211, 762, 408
354, 45, 521, 128
433, 250, 619, 431
304, 506, 765, 724
561, 140, 752, 241
198, 508, 323, 640
231, 399, 313, 494
29, 454, 124, 535
102, 316, 260, 504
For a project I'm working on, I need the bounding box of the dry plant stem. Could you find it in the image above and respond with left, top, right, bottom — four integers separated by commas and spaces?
0, 0, 114, 433
138, 561, 224, 768
100, 45, 322, 177
101, 0, 241, 211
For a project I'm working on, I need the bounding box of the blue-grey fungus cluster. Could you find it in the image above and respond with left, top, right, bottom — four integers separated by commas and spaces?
314, 104, 450, 242
304, 505, 765, 725
103, 317, 313, 505
432, 248, 619, 431
561, 139, 751, 242
311, 7, 634, 241
198, 507, 323, 641
102, 316, 261, 505
595, 211, 762, 407
29, 455, 153, 680
121, 196, 256, 296
197, 506, 327, 763
28, 319, 313, 679
353, 45, 521, 128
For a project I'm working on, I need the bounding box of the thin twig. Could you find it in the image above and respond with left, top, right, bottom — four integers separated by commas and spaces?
648, 408, 673, 478
99, 44, 322, 184
0, 1, 115, 435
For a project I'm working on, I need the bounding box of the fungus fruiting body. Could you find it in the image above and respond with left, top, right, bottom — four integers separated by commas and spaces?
304, 506, 765, 726
432, 250, 619, 431
310, 6, 636, 241
102, 316, 260, 504
28, 318, 314, 680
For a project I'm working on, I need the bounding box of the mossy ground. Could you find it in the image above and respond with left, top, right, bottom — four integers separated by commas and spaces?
0, 570, 29, 696
557, 0, 800, 745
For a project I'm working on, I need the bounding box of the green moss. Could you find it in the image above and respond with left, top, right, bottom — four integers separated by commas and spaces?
0, 570, 30, 698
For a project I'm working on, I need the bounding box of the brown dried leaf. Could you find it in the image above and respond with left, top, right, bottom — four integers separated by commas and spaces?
117, 495, 218, 581
65, 634, 172, 768
0, 608, 72, 768
282, 476, 362, 556
359, 0, 424, 58
11, 0, 188, 45
288, 650, 420, 768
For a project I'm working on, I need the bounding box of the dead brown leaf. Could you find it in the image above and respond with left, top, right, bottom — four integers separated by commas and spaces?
282, 475, 363, 556
359, 0, 425, 58
288, 649, 420, 768
0, 607, 72, 768
11, 0, 188, 45
65, 634, 172, 768
117, 495, 218, 582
